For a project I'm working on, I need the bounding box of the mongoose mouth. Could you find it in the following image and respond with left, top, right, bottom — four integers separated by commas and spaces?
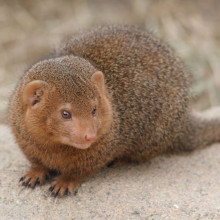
59, 135, 96, 149
72, 142, 92, 149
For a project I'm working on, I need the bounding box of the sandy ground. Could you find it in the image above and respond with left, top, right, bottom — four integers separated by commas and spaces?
0, 123, 220, 220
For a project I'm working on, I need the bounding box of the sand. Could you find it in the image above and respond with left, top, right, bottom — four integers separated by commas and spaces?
0, 123, 220, 220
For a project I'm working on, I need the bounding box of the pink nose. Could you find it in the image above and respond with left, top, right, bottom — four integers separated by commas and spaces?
85, 134, 97, 142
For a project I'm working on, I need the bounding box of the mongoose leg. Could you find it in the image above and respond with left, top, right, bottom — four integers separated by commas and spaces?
48, 174, 79, 197
48, 153, 112, 197
48, 159, 110, 197
19, 165, 51, 189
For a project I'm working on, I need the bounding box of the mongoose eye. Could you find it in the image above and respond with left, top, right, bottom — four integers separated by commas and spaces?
61, 110, 71, 119
92, 106, 97, 116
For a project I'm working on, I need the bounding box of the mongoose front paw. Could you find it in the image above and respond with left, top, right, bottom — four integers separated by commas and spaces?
48, 176, 78, 197
19, 168, 50, 189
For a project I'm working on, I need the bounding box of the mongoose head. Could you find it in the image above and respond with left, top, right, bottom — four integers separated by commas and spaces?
22, 56, 112, 149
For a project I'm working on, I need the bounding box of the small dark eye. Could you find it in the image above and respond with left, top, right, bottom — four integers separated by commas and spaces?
92, 106, 97, 116
61, 110, 71, 119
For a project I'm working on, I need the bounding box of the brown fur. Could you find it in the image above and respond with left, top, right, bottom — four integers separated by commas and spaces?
9, 25, 220, 197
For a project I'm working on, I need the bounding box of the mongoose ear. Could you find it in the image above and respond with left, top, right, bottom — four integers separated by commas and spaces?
91, 71, 105, 91
23, 80, 48, 108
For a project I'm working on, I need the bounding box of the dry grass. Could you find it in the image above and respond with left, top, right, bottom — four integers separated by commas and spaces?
1, 0, 220, 123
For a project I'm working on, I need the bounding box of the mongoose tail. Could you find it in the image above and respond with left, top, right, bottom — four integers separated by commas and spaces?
174, 111, 220, 152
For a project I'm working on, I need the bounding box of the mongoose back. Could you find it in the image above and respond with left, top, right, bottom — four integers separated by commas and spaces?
9, 25, 220, 197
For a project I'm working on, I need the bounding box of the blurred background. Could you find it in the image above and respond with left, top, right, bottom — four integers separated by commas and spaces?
0, 0, 220, 124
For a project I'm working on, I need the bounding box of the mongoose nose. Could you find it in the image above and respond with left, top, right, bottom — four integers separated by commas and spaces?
85, 134, 97, 142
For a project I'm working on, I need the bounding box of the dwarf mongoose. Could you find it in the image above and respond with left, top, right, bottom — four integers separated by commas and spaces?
9, 25, 220, 197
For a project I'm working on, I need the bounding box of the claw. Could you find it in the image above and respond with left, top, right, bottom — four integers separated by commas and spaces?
49, 185, 55, 192
33, 177, 40, 188
19, 176, 25, 182
65, 188, 71, 196
26, 177, 32, 185
54, 188, 61, 197
21, 177, 31, 187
